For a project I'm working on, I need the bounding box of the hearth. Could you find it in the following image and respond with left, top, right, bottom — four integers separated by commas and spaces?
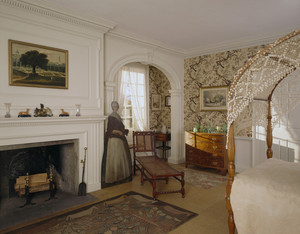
0, 140, 79, 207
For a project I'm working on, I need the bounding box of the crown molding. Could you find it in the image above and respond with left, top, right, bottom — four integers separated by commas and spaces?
0, 0, 115, 33
107, 29, 185, 57
183, 29, 300, 58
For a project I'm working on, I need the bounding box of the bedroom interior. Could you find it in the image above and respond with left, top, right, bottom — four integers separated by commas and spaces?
0, 0, 300, 233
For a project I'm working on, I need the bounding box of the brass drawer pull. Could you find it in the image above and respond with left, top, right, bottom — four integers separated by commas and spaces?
212, 138, 216, 141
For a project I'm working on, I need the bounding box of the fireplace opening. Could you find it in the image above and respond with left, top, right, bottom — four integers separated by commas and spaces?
0, 140, 79, 202
0, 139, 99, 231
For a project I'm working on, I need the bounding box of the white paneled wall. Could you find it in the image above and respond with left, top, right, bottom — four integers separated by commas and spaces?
253, 103, 300, 166
0, 3, 104, 117
0, 1, 106, 192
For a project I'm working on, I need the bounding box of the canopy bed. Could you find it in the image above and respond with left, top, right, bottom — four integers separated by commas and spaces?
226, 30, 300, 234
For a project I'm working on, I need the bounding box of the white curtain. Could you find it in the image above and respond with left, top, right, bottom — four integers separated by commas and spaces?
117, 63, 148, 131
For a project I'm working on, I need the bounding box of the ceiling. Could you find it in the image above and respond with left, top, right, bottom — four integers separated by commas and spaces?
24, 0, 300, 56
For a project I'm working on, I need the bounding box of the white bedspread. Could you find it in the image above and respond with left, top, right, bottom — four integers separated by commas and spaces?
231, 158, 300, 234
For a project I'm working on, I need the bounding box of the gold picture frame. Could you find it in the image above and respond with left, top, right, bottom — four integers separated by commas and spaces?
200, 86, 228, 111
9, 40, 68, 89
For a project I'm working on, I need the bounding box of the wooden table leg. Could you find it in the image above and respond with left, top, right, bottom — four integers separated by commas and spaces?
141, 167, 144, 185
152, 176, 157, 199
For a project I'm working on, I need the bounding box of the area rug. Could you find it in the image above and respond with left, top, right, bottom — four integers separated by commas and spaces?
172, 164, 228, 189
10, 191, 197, 234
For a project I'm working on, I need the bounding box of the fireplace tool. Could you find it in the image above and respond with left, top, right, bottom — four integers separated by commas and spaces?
46, 166, 56, 201
78, 147, 87, 196
20, 172, 36, 208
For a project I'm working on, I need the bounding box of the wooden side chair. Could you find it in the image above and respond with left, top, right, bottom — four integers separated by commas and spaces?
132, 131, 158, 175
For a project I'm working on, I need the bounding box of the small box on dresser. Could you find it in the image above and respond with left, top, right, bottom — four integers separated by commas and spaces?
185, 131, 228, 176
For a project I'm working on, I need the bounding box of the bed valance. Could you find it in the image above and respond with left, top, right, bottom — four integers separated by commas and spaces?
227, 30, 300, 141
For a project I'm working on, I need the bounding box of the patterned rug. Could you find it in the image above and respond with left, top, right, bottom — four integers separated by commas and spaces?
172, 164, 228, 189
11, 191, 197, 234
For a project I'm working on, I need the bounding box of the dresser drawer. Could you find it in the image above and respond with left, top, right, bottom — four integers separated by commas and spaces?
185, 132, 195, 147
196, 155, 210, 166
210, 152, 225, 158
196, 133, 224, 144
186, 144, 196, 154
197, 142, 224, 154
209, 160, 224, 168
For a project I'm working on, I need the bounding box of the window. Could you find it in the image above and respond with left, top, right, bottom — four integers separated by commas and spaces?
118, 63, 148, 131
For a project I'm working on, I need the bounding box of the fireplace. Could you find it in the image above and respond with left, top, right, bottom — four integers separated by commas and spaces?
0, 139, 79, 200
0, 116, 105, 230
0, 116, 105, 195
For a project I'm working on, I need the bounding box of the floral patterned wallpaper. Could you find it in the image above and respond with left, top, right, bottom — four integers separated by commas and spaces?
149, 66, 171, 131
184, 45, 265, 137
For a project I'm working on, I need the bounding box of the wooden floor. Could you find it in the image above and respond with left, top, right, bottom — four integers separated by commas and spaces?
92, 167, 229, 234
2, 166, 229, 234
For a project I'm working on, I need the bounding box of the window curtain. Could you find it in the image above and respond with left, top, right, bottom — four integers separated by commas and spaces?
117, 69, 126, 115
117, 63, 148, 131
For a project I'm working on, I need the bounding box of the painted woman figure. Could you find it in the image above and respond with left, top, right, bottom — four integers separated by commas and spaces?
101, 101, 132, 188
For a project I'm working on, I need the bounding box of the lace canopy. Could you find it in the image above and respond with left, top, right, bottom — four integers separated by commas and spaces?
227, 30, 300, 141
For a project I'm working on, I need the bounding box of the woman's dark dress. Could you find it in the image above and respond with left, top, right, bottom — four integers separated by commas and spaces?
101, 113, 132, 188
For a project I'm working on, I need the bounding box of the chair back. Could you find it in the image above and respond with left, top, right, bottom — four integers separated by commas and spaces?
132, 131, 157, 174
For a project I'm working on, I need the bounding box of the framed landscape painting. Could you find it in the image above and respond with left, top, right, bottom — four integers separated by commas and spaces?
152, 94, 161, 110
200, 86, 228, 111
9, 40, 68, 89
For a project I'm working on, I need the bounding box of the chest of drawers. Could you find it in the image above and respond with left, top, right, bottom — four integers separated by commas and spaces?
185, 131, 228, 176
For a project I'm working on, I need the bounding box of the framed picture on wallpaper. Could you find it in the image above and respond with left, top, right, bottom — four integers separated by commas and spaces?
9, 40, 68, 89
152, 94, 161, 110
165, 95, 171, 107
200, 86, 228, 111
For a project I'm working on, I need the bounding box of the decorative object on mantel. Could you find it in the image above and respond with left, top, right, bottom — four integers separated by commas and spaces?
59, 109, 69, 117
4, 103, 11, 118
18, 108, 31, 117
34, 103, 53, 117
75, 104, 81, 116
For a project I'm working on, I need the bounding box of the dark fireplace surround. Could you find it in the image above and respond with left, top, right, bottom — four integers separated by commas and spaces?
0, 140, 79, 203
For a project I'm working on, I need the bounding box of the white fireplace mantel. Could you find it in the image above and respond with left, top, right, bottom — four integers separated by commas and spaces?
0, 116, 106, 128
0, 115, 106, 193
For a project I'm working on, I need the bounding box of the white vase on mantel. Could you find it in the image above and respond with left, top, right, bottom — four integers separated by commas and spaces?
4, 103, 11, 118
75, 104, 81, 116
161, 124, 167, 134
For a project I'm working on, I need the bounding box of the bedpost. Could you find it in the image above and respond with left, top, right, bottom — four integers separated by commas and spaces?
226, 122, 235, 234
266, 99, 273, 159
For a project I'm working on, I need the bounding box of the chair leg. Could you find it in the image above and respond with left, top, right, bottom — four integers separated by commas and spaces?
134, 160, 136, 175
